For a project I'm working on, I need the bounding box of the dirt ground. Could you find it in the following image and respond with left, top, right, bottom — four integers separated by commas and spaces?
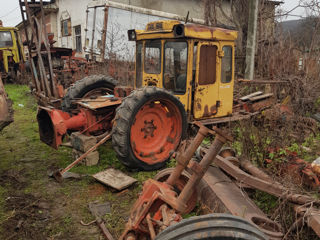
0, 85, 157, 239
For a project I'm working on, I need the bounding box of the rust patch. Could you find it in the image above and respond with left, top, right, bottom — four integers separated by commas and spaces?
114, 86, 133, 98
203, 105, 218, 117
186, 24, 234, 35
195, 98, 202, 111
166, 136, 174, 144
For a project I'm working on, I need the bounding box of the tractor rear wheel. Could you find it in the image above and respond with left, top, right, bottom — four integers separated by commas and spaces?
112, 87, 187, 171
61, 74, 117, 111
155, 214, 267, 240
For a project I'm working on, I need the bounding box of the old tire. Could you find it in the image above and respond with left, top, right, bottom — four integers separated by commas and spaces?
61, 74, 117, 111
155, 214, 267, 240
112, 87, 187, 171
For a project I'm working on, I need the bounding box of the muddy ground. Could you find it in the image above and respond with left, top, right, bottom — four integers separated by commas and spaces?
0, 85, 157, 239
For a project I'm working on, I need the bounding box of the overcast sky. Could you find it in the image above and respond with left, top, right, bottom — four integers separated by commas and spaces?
0, 0, 309, 27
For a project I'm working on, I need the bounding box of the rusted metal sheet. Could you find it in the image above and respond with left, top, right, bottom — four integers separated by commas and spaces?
199, 166, 283, 239
114, 86, 133, 98
0, 75, 13, 131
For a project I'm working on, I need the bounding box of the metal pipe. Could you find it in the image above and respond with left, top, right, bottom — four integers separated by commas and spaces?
177, 131, 229, 209
166, 123, 210, 186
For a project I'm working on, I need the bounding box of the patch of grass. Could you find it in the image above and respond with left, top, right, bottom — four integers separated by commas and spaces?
252, 190, 278, 214
0, 185, 7, 223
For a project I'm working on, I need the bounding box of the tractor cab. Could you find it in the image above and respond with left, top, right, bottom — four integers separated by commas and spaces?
128, 20, 238, 120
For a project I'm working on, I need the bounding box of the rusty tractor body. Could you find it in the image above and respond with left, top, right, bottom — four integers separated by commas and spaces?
0, 74, 13, 131
34, 18, 242, 170
128, 20, 238, 120
0, 22, 25, 82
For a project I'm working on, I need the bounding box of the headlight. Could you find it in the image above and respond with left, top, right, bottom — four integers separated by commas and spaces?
127, 30, 136, 41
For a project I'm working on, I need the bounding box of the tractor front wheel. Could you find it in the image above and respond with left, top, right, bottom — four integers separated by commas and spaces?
112, 87, 187, 171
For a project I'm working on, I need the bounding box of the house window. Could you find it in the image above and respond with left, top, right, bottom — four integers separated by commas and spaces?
61, 19, 71, 37
74, 25, 82, 52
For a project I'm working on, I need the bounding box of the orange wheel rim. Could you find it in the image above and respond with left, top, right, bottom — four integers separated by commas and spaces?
130, 99, 182, 165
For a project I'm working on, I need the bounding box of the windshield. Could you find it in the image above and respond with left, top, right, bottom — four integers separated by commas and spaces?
0, 31, 13, 48
144, 40, 161, 74
164, 41, 188, 93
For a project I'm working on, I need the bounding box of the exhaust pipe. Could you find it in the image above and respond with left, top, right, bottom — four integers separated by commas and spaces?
37, 107, 87, 149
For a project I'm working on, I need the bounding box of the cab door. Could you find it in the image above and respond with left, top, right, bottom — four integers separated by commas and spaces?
217, 44, 235, 117
193, 42, 220, 119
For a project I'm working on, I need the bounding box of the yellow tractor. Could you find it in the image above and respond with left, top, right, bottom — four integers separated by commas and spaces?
0, 22, 25, 82
38, 20, 241, 171
128, 20, 237, 120
112, 20, 237, 169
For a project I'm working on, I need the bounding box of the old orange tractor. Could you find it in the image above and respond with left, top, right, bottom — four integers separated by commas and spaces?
35, 19, 243, 171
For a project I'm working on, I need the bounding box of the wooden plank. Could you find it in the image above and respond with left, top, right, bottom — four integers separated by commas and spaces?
76, 98, 122, 110
239, 91, 263, 101
93, 168, 137, 191
249, 93, 273, 102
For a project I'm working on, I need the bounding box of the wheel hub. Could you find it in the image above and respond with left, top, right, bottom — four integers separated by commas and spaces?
130, 99, 183, 165
141, 120, 157, 138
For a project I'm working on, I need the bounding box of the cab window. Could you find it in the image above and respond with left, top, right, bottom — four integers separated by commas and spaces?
0, 31, 13, 48
144, 40, 161, 74
221, 46, 232, 83
163, 41, 188, 94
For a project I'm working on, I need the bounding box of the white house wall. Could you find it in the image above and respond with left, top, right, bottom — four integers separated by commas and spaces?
85, 6, 169, 61
56, 0, 90, 55
48, 0, 235, 58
